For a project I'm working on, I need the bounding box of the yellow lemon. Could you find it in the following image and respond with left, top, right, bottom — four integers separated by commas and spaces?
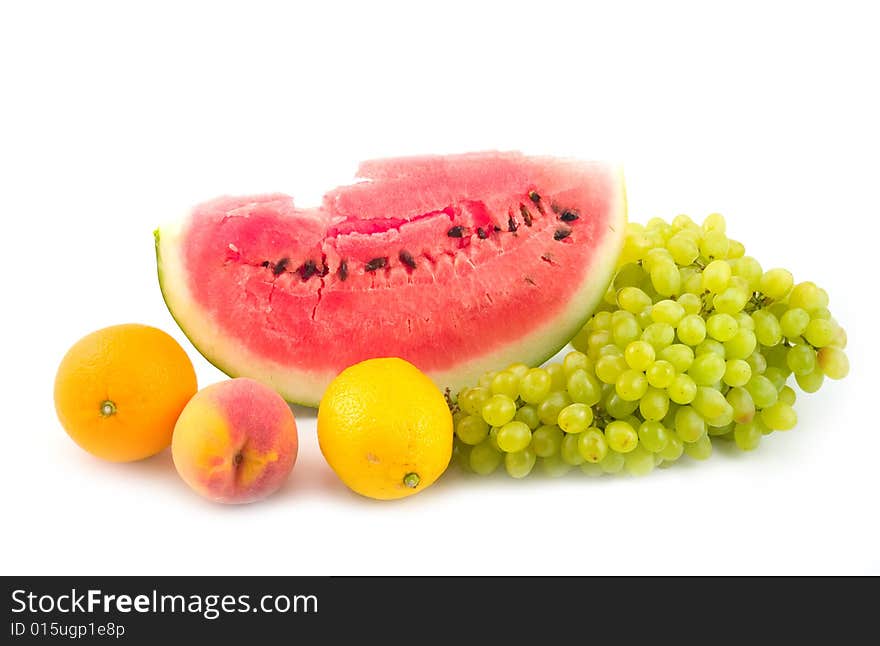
317, 358, 453, 500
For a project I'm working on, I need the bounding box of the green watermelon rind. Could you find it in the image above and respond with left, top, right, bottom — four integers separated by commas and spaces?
154, 169, 627, 407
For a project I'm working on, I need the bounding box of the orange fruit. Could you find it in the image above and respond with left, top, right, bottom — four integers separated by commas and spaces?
54, 324, 198, 462
317, 358, 453, 500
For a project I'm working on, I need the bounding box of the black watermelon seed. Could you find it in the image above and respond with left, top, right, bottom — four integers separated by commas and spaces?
399, 250, 417, 269
551, 203, 561, 214
260, 261, 270, 268
519, 205, 533, 227
494, 225, 502, 232
528, 190, 541, 203
447, 226, 465, 238
338, 260, 348, 281
297, 260, 317, 281
554, 228, 571, 241
365, 257, 388, 272
272, 258, 289, 276
477, 227, 488, 239
560, 210, 579, 222
507, 216, 518, 232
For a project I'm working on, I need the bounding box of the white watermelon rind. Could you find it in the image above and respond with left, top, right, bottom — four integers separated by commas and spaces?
155, 170, 627, 407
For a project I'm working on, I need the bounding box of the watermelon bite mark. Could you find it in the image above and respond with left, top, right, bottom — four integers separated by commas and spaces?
156, 152, 626, 406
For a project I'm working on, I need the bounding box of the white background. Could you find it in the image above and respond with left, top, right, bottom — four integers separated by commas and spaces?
2, 1, 877, 575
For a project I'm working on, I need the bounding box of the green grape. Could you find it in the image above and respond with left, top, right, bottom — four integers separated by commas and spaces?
734, 423, 761, 451
723, 359, 753, 388
659, 344, 695, 372
703, 212, 726, 233
579, 461, 604, 477
746, 351, 767, 375
658, 432, 684, 461
652, 299, 686, 326
562, 351, 591, 376
672, 213, 696, 230
624, 340, 656, 371
624, 445, 656, 476
695, 339, 726, 359
454, 442, 473, 471
795, 366, 825, 393
780, 308, 810, 339
612, 314, 642, 348
642, 322, 676, 351
636, 308, 654, 329
646, 360, 676, 388
724, 329, 758, 360
786, 344, 817, 376
804, 319, 835, 348
618, 286, 653, 313
707, 313, 739, 342
639, 387, 670, 421
638, 421, 669, 453
713, 286, 750, 314
477, 371, 496, 389
614, 263, 647, 290
831, 326, 847, 348
616, 369, 649, 401
731, 256, 762, 289
519, 368, 552, 404
599, 450, 626, 474
708, 422, 734, 437
456, 415, 490, 445
560, 433, 586, 465
700, 231, 730, 260
755, 416, 773, 436
458, 386, 490, 415
595, 354, 628, 384
688, 352, 727, 386
677, 314, 707, 346
606, 392, 640, 419
558, 403, 593, 434
674, 406, 706, 443
707, 405, 734, 428
702, 259, 732, 293
668, 373, 698, 404
683, 435, 712, 460
752, 310, 783, 347
599, 344, 624, 358
763, 366, 788, 392
539, 455, 572, 477
514, 404, 541, 430
577, 428, 608, 463
810, 307, 832, 321
667, 234, 700, 265
644, 247, 675, 272
692, 387, 732, 420
496, 421, 532, 453
677, 267, 700, 295
504, 448, 537, 478
586, 329, 613, 359
481, 394, 517, 427
745, 375, 778, 408
566, 369, 602, 406
735, 311, 756, 331
490, 370, 520, 399
537, 391, 572, 426
677, 293, 702, 315
605, 421, 639, 453
726, 387, 756, 424
531, 424, 564, 457
570, 325, 590, 353
817, 346, 850, 379
488, 427, 501, 452
545, 363, 567, 391
469, 440, 503, 475
759, 268, 794, 300
651, 261, 681, 296
760, 402, 797, 431
788, 281, 826, 311
778, 385, 797, 406
591, 310, 614, 331
506, 363, 530, 378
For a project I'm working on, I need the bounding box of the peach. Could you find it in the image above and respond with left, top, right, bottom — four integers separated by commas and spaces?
171, 378, 298, 503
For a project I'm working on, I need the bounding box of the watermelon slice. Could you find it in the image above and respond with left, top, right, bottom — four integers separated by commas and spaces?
155, 152, 626, 406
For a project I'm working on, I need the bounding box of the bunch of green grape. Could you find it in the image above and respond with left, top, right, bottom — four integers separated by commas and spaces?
452, 213, 850, 478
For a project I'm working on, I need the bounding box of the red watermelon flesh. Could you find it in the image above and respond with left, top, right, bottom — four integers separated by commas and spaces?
156, 152, 626, 406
